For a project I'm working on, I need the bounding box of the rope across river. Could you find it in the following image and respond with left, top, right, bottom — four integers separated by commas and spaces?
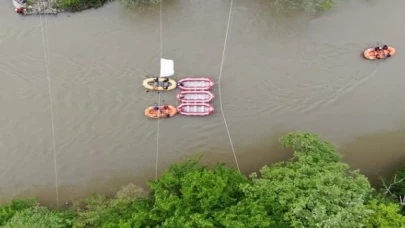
38, 0, 241, 205
39, 11, 60, 208
217, 0, 240, 172
154, 0, 240, 179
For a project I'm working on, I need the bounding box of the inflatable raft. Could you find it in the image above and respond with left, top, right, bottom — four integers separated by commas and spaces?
177, 91, 215, 103
177, 103, 214, 116
143, 78, 177, 91
145, 105, 177, 118
364, 46, 396, 60
177, 78, 214, 91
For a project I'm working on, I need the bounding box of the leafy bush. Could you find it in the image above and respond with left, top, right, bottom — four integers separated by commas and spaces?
221, 132, 375, 227
365, 200, 405, 228
1, 205, 73, 228
53, 0, 109, 11
72, 183, 147, 228
269, 0, 340, 13
0, 198, 36, 226
118, 0, 162, 9
128, 157, 249, 227
380, 163, 405, 216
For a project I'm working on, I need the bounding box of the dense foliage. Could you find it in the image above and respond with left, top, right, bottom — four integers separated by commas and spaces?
0, 198, 36, 226
1, 132, 405, 227
52, 0, 162, 11
269, 0, 340, 13
51, 0, 339, 13
53, 0, 110, 11
118, 0, 161, 9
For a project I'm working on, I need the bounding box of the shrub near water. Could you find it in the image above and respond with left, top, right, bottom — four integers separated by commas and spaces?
53, 0, 109, 11
54, 0, 162, 11
118, 0, 161, 9
269, 0, 340, 13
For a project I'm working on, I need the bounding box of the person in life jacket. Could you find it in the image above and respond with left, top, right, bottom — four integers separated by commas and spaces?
16, 7, 24, 14
152, 77, 159, 89
162, 77, 169, 90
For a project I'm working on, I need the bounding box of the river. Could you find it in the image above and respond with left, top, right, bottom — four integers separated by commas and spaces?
0, 0, 405, 207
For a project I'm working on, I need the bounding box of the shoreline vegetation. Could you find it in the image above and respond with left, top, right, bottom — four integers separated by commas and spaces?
14, 0, 339, 15
1, 132, 405, 227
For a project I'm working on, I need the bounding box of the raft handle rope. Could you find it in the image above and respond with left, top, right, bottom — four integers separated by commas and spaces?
39, 11, 60, 208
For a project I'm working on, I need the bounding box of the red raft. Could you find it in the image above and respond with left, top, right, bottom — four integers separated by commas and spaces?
177, 103, 214, 116
176, 90, 215, 103
177, 77, 214, 91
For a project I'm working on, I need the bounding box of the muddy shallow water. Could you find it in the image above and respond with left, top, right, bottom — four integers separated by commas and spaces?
0, 0, 405, 207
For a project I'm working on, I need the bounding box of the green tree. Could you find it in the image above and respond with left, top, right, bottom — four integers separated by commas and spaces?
364, 200, 405, 228
128, 157, 248, 228
118, 0, 162, 9
0, 198, 36, 226
53, 0, 109, 12
72, 183, 147, 228
221, 132, 374, 228
381, 165, 405, 205
1, 205, 73, 228
269, 0, 339, 13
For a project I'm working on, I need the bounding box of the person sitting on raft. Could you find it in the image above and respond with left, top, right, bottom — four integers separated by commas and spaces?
154, 103, 159, 111
382, 45, 391, 58
153, 77, 159, 89
374, 45, 391, 59
162, 77, 169, 90
158, 105, 169, 114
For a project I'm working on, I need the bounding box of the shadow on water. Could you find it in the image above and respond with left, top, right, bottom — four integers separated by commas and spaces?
341, 127, 405, 187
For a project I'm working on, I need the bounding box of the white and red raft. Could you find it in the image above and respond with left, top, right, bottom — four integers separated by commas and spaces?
176, 90, 215, 103
177, 103, 214, 116
177, 77, 214, 91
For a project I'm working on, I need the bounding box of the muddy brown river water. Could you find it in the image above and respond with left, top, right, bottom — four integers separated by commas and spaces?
0, 0, 405, 207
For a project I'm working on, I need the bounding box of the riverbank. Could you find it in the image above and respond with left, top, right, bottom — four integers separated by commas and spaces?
12, 0, 61, 15
12, 0, 339, 16
0, 132, 404, 227
11, 0, 160, 15
12, 0, 108, 15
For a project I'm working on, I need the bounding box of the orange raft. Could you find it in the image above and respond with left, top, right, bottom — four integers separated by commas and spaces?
145, 105, 177, 118
363, 46, 396, 60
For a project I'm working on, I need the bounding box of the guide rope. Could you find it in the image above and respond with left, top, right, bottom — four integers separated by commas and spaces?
155, 0, 163, 181
217, 0, 240, 172
39, 12, 60, 208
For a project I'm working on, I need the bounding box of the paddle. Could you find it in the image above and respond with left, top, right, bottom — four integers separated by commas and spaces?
146, 90, 159, 93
